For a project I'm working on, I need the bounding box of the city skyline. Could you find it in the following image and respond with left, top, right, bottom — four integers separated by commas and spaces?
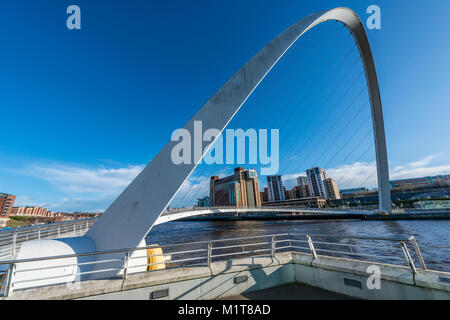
194, 167, 449, 207
3, 156, 450, 211
0, 0, 449, 212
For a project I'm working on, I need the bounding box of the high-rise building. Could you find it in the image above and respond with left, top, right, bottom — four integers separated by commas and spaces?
296, 175, 311, 198
297, 176, 309, 187
325, 178, 341, 200
0, 193, 16, 218
266, 175, 285, 202
210, 167, 261, 207
298, 185, 311, 198
260, 187, 269, 203
306, 167, 329, 199
285, 187, 299, 200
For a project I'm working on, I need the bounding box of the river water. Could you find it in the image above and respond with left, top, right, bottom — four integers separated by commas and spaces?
146, 219, 450, 272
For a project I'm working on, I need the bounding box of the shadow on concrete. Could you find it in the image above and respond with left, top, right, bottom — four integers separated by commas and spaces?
172, 255, 355, 300
220, 283, 356, 300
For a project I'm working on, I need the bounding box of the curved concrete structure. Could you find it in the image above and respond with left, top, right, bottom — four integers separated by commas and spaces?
84, 7, 391, 256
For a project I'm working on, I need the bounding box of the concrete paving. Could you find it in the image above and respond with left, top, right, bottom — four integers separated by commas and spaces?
220, 283, 356, 300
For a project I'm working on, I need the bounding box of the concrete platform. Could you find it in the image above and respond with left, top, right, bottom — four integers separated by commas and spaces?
4, 252, 450, 300
220, 283, 356, 300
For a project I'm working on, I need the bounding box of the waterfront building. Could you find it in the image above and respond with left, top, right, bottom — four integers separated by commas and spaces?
285, 188, 299, 200
197, 196, 210, 207
266, 175, 285, 202
298, 185, 311, 198
260, 187, 269, 203
340, 187, 369, 198
325, 178, 341, 200
10, 206, 100, 221
296, 176, 311, 198
389, 175, 450, 190
0, 193, 16, 218
413, 200, 450, 209
11, 206, 55, 218
210, 167, 261, 207
297, 176, 309, 187
306, 167, 329, 199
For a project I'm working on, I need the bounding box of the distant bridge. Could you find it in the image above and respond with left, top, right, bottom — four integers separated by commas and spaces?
156, 206, 374, 224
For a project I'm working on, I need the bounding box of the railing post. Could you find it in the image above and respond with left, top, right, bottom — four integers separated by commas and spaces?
400, 241, 417, 274
306, 235, 317, 259
37, 229, 41, 240
11, 232, 17, 256
73, 225, 76, 235
57, 226, 60, 238
409, 237, 427, 270
207, 242, 212, 267
122, 251, 129, 280
271, 235, 276, 257
4, 263, 14, 298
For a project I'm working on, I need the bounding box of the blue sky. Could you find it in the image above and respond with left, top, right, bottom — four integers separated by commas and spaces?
0, 0, 449, 211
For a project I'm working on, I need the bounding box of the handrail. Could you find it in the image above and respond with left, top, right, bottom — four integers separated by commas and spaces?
0, 219, 97, 257
0, 217, 96, 235
0, 232, 436, 298
288, 232, 411, 242
0, 233, 287, 265
0, 232, 417, 266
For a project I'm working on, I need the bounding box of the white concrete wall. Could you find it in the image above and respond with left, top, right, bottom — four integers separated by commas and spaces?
11, 237, 96, 293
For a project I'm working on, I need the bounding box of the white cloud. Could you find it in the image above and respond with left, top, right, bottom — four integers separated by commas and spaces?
282, 173, 302, 182
328, 161, 378, 189
282, 154, 450, 190
20, 164, 144, 196
390, 164, 450, 180
406, 154, 438, 168
13, 163, 145, 212
14, 195, 50, 208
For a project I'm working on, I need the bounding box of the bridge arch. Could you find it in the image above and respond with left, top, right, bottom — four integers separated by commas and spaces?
86, 7, 391, 253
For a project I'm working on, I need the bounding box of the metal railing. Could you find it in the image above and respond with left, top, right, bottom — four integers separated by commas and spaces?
0, 232, 434, 298
0, 206, 358, 255
3, 206, 444, 259
0, 218, 96, 258
0, 207, 360, 259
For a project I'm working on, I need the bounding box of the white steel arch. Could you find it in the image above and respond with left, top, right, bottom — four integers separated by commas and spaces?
86, 7, 391, 254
